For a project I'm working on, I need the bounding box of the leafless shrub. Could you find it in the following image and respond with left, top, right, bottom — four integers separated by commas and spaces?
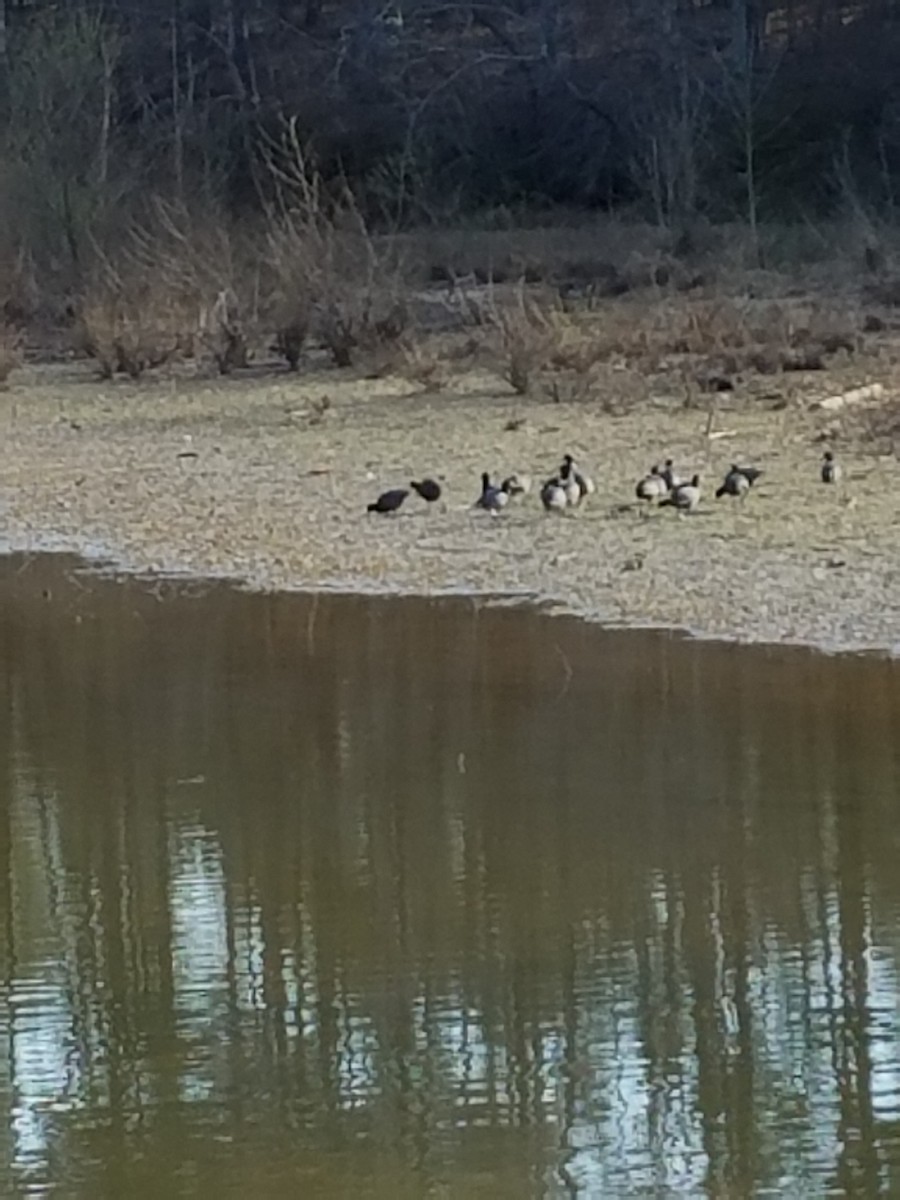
272, 310, 309, 371
128, 203, 259, 375
263, 123, 409, 370
0, 244, 40, 326
76, 206, 259, 378
0, 326, 23, 387
478, 286, 573, 395
78, 269, 187, 380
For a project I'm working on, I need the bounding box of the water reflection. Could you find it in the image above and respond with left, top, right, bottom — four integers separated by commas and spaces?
1, 555, 900, 1196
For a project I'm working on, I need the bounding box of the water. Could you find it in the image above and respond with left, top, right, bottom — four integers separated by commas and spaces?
1, 555, 900, 1197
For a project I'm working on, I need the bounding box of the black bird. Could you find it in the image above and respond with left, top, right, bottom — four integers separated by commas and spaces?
367, 488, 409, 514
410, 478, 442, 502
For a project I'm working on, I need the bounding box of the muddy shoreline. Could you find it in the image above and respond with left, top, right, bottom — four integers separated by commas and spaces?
1, 359, 898, 655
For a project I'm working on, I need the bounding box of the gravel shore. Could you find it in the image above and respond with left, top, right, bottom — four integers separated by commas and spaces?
1, 358, 898, 654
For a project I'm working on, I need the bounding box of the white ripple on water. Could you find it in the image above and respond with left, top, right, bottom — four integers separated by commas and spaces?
168, 820, 229, 1105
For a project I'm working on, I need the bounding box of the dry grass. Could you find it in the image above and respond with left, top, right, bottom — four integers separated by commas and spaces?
446, 280, 866, 410
0, 206, 884, 409
855, 395, 900, 455
548, 294, 865, 394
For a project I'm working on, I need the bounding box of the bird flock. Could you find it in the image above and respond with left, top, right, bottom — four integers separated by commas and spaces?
366, 450, 843, 517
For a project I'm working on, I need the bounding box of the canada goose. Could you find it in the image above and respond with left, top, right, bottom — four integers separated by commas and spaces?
368, 487, 409, 514
660, 474, 701, 512
636, 464, 668, 502
734, 464, 764, 487
561, 454, 595, 502
558, 461, 583, 507
410, 478, 442, 502
821, 451, 842, 484
715, 465, 751, 500
661, 459, 682, 490
501, 472, 532, 499
540, 477, 568, 512
475, 472, 510, 513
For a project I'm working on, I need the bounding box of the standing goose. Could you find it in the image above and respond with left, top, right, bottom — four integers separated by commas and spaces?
660, 474, 702, 513
561, 454, 595, 503
636, 464, 669, 502
715, 465, 751, 500
661, 459, 682, 491
540, 476, 568, 513
558, 461, 582, 508
821, 451, 842, 484
367, 487, 409, 514
410, 477, 442, 503
475, 472, 510, 513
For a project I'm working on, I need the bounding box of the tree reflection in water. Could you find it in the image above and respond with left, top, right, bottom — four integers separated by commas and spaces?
0, 555, 899, 1197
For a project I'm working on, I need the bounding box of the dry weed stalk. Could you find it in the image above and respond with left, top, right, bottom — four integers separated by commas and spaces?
199, 289, 250, 375
395, 337, 449, 391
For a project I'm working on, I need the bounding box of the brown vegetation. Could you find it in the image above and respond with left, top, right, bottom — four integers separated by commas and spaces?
0, 328, 23, 388
2, 1, 900, 338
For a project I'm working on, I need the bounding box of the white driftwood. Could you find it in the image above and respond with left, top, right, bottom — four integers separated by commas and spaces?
814, 382, 885, 411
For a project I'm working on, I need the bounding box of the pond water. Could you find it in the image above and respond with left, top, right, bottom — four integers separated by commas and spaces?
1, 555, 900, 1197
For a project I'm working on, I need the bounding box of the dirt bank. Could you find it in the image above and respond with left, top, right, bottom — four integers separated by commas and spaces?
1, 355, 898, 654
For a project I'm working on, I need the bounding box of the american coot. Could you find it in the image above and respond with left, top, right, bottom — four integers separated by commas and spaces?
660, 474, 701, 512
475, 472, 510, 513
367, 488, 409, 514
410, 478, 442, 502
821, 451, 842, 484
636, 464, 668, 502
540, 477, 568, 512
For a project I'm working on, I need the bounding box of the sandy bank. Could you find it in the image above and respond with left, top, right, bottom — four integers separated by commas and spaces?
1, 358, 898, 654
